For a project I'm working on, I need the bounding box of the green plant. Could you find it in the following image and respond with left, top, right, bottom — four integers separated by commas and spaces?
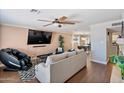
116, 62, 124, 79
58, 35, 64, 48
111, 55, 124, 79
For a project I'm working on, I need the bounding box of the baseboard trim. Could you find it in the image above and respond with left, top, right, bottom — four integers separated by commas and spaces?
107, 58, 109, 63
91, 59, 107, 65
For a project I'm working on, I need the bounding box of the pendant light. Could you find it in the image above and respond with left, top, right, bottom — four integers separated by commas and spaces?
116, 21, 124, 45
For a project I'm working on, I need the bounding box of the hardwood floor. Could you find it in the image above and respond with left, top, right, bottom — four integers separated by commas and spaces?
0, 56, 113, 83
66, 61, 113, 83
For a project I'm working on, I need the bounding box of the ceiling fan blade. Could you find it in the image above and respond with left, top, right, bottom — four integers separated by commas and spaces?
37, 19, 52, 22
60, 21, 75, 24
64, 19, 81, 23
58, 16, 68, 22
43, 23, 54, 27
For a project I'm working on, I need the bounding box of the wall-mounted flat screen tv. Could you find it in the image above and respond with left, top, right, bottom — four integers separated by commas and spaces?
27, 29, 52, 44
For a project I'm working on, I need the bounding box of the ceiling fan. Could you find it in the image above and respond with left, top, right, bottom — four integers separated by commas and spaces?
37, 16, 80, 28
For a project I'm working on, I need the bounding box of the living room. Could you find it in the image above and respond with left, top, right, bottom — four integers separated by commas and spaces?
0, 9, 124, 83
1, 0, 124, 93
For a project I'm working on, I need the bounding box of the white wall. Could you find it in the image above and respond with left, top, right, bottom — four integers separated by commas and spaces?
91, 25, 107, 64
90, 19, 123, 65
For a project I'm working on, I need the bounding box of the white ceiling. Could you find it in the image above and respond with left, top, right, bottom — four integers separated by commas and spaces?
0, 9, 124, 32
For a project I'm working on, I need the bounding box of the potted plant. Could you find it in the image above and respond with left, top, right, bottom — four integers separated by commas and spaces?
59, 35, 64, 49
111, 55, 124, 82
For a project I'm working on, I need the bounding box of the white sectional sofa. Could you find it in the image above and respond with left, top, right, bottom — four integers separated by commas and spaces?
35, 50, 87, 83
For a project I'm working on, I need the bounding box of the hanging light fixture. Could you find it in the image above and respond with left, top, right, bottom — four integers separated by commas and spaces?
116, 21, 124, 45
112, 20, 124, 55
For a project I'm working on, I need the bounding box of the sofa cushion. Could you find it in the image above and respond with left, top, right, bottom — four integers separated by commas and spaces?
45, 53, 67, 66
66, 51, 76, 57
76, 49, 84, 54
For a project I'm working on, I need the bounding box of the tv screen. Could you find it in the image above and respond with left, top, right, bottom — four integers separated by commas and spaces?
27, 29, 52, 44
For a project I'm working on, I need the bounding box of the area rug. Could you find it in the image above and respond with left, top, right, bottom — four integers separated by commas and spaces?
18, 67, 35, 82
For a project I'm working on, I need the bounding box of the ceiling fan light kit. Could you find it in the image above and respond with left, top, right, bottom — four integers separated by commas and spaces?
58, 24, 62, 28
52, 23, 62, 28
